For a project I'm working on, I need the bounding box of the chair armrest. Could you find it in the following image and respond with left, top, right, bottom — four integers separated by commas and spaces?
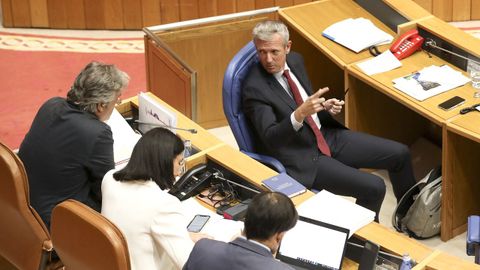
240, 150, 286, 173
467, 215, 480, 256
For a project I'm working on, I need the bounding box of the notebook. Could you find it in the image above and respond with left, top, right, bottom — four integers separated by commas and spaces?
261, 173, 307, 198
276, 216, 349, 270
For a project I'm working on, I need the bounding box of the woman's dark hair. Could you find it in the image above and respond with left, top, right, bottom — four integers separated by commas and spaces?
244, 192, 298, 240
113, 127, 184, 190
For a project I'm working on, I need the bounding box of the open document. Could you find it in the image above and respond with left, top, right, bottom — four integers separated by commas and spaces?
392, 65, 470, 101
297, 190, 375, 238
106, 109, 141, 168
322, 18, 393, 53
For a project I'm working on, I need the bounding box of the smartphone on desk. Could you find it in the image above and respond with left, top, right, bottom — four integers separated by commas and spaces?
438, 96, 465, 111
187, 214, 210, 233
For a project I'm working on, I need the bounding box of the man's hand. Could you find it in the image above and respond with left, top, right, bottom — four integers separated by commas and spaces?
294, 87, 329, 123
322, 98, 344, 115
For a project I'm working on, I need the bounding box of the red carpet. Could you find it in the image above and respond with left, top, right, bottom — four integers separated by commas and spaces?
0, 32, 146, 149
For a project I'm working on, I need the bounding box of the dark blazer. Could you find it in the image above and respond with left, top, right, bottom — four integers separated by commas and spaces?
18, 97, 114, 229
183, 237, 293, 270
242, 52, 344, 188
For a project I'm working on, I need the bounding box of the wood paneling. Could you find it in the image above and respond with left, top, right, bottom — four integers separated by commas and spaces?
452, 0, 471, 22
145, 37, 193, 117
11, 0, 31, 27
217, 0, 236, 15
47, 0, 67, 29
67, 0, 86, 29
198, 0, 217, 17
150, 18, 264, 127
105, 0, 124, 29
142, 0, 162, 27
123, 0, 143, 29
275, 0, 294, 8
236, 0, 255, 12
472, 0, 480, 20
29, 0, 48, 27
1, 0, 14, 27
432, 0, 453, 21
2, 0, 478, 30
85, 0, 105, 29
179, 0, 199, 21
160, 0, 180, 24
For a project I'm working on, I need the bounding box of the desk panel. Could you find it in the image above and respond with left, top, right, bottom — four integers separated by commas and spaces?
443, 113, 480, 240
279, 0, 395, 68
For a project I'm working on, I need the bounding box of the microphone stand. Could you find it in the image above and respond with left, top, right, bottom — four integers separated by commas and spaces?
424, 39, 480, 66
134, 120, 198, 134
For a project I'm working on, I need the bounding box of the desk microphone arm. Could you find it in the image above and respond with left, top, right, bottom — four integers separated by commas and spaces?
134, 120, 197, 134
424, 39, 480, 66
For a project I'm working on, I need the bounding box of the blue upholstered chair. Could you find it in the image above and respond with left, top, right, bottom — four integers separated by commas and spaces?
467, 215, 480, 264
222, 41, 286, 173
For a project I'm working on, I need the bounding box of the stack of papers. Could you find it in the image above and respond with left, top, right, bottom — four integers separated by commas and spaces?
392, 65, 470, 101
322, 18, 393, 53
297, 190, 375, 238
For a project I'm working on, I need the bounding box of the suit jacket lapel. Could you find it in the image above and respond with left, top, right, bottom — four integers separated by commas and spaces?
265, 75, 297, 111
287, 55, 313, 96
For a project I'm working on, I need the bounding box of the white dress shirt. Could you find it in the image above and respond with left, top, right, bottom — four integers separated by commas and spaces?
273, 64, 322, 131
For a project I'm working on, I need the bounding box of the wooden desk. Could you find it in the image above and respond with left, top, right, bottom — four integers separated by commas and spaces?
279, 0, 480, 241
412, 250, 480, 270
205, 144, 433, 265
118, 93, 476, 268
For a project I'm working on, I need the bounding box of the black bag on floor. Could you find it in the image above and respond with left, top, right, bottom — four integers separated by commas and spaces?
392, 166, 442, 239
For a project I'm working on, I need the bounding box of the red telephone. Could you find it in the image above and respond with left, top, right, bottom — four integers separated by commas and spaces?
390, 29, 424, 60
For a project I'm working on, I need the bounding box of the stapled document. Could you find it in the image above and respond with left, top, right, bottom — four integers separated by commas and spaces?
297, 190, 375, 237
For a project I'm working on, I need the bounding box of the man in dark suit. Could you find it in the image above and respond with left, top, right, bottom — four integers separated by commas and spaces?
18, 61, 130, 230
183, 192, 297, 270
242, 20, 416, 220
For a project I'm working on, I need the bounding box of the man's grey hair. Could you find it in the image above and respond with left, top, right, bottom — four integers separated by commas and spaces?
67, 61, 130, 114
252, 20, 290, 46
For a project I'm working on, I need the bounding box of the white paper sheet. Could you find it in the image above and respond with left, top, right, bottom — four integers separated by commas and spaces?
357, 50, 402, 75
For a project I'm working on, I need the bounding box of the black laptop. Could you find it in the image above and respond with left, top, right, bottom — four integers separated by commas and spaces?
276, 216, 350, 270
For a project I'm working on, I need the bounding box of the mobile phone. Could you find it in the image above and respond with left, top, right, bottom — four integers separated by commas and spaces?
438, 96, 465, 111
358, 240, 379, 270
187, 214, 210, 232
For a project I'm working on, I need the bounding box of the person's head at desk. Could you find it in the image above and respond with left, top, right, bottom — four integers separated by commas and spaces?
244, 191, 299, 255
102, 127, 211, 270
183, 191, 299, 270
67, 61, 129, 122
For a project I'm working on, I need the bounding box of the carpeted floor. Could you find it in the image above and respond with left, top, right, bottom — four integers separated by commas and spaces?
0, 32, 146, 149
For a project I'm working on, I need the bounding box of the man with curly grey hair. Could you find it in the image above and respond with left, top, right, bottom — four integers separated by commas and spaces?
18, 61, 130, 230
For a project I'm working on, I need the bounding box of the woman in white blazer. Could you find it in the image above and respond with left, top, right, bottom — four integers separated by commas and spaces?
101, 127, 207, 270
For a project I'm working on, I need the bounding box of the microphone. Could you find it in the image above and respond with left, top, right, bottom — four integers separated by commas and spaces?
134, 120, 197, 134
